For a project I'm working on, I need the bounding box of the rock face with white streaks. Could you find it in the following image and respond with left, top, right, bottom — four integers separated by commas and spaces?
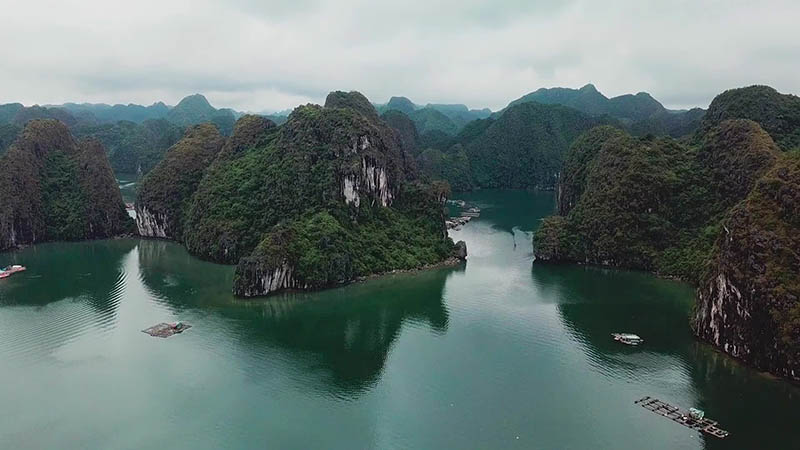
228, 93, 454, 297
134, 206, 169, 238
135, 123, 225, 240
341, 156, 394, 208
692, 154, 800, 382
234, 259, 307, 297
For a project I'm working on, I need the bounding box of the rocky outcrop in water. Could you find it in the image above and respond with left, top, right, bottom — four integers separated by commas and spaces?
533, 118, 781, 281
533, 84, 800, 381
692, 154, 800, 381
0, 120, 131, 251
128, 91, 456, 297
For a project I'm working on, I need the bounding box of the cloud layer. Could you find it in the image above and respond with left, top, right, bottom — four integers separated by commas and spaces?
1, 0, 798, 112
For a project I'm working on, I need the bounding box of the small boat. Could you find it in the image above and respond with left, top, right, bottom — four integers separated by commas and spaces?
612, 333, 644, 345
0, 265, 26, 279
688, 408, 705, 420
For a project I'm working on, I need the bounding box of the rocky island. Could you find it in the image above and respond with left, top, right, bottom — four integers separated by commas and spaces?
532, 85, 800, 382
136, 91, 466, 297
0, 119, 133, 251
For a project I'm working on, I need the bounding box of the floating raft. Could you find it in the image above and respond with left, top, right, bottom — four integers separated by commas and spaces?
635, 397, 729, 439
142, 322, 191, 338
446, 205, 481, 230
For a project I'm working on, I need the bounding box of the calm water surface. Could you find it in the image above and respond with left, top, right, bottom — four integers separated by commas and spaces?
1, 190, 798, 449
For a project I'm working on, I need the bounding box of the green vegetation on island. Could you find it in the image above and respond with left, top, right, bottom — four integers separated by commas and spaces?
0, 120, 132, 251
135, 123, 226, 241
532, 85, 800, 381
135, 92, 461, 297
73, 119, 184, 174
699, 85, 800, 150
505, 83, 705, 138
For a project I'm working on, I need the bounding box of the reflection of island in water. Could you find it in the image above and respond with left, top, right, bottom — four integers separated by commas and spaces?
531, 263, 800, 450
0, 239, 136, 310
137, 238, 460, 398
0, 239, 137, 361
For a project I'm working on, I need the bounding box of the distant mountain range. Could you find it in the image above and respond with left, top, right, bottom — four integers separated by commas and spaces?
0, 85, 708, 175
0, 94, 243, 173
375, 97, 492, 135
503, 83, 706, 138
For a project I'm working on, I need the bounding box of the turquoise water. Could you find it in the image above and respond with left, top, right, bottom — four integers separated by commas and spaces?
0, 190, 797, 449
115, 172, 138, 204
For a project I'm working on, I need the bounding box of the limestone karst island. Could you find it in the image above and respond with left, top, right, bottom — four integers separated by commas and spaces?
0, 1, 798, 448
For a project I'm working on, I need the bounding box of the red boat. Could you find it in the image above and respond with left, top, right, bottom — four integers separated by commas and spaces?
0, 265, 26, 279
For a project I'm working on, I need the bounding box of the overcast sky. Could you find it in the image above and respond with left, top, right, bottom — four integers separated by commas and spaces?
1, 0, 798, 112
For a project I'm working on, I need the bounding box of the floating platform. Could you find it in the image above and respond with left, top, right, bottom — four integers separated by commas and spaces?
446, 206, 481, 230
142, 322, 191, 338
635, 396, 729, 439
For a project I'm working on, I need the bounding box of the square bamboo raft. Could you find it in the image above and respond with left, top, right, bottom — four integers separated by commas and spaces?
634, 397, 729, 439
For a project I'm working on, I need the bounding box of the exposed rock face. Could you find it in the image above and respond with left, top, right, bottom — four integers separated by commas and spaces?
0, 120, 131, 251
137, 90, 455, 297
235, 258, 306, 297
692, 154, 800, 381
135, 123, 225, 240
341, 156, 393, 208
453, 240, 468, 260
135, 206, 169, 238
233, 213, 352, 297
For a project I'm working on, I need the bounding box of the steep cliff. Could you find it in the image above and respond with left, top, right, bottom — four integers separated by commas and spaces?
0, 119, 131, 251
693, 153, 800, 381
533, 119, 781, 281
184, 96, 408, 264
135, 124, 225, 240
533, 85, 800, 381
233, 181, 460, 297
176, 91, 457, 296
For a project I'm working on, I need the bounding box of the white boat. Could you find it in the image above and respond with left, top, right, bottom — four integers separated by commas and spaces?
612, 333, 643, 345
0, 265, 26, 279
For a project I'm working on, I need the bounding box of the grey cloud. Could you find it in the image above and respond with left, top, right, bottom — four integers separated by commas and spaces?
0, 0, 798, 112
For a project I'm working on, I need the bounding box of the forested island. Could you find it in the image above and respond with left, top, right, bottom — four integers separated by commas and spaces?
532, 85, 800, 382
0, 120, 133, 251
1, 83, 797, 382
135, 91, 465, 297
